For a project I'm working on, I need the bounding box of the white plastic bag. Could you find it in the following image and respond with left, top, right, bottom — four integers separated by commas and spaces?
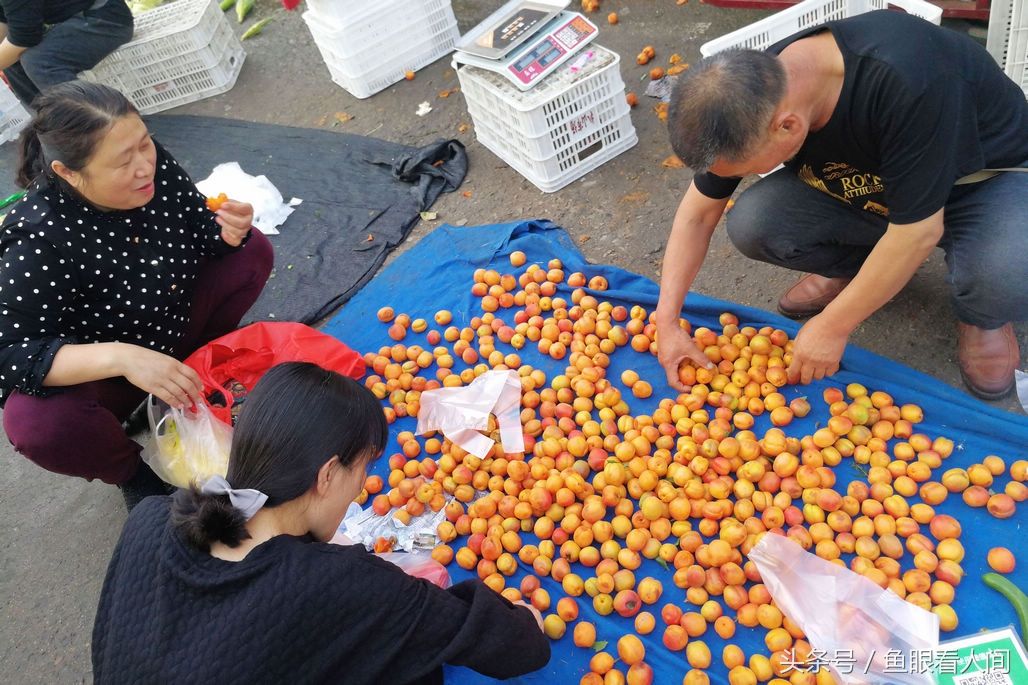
749, 533, 939, 685
142, 397, 233, 488
416, 369, 524, 458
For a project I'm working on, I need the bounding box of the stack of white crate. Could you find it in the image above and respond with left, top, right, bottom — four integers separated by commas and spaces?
456, 45, 637, 193
988, 0, 1028, 98
0, 80, 31, 145
303, 0, 460, 99
80, 0, 245, 115
699, 0, 942, 56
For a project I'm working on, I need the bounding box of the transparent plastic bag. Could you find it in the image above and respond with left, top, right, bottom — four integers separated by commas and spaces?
330, 505, 450, 587
142, 396, 233, 489
749, 533, 939, 685
376, 552, 450, 588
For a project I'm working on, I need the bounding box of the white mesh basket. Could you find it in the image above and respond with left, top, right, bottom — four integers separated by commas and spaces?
303, 0, 459, 99
700, 0, 942, 56
80, 0, 244, 114
456, 46, 638, 192
0, 81, 31, 145
987, 0, 1028, 97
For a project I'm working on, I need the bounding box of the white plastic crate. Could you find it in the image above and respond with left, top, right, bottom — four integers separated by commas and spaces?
476, 112, 638, 193
987, 0, 1028, 97
457, 47, 627, 138
305, 0, 447, 46
456, 46, 638, 192
0, 81, 31, 145
303, 0, 459, 99
700, 0, 942, 56
80, 0, 244, 114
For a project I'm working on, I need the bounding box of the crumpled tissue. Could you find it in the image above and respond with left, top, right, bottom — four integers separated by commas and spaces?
195, 162, 302, 235
416, 369, 524, 459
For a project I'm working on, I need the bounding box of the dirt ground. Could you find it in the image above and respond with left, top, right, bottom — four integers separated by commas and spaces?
0, 2, 1023, 682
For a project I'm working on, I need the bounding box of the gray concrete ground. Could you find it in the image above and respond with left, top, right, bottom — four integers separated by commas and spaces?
0, 2, 1023, 683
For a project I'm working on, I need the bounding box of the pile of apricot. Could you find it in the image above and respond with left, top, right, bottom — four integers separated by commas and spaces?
358, 253, 1022, 685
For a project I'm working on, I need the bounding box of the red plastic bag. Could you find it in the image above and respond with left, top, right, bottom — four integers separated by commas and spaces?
184, 322, 365, 426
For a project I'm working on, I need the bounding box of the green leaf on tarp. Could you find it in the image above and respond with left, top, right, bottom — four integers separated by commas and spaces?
656, 557, 669, 571
593, 641, 608, 652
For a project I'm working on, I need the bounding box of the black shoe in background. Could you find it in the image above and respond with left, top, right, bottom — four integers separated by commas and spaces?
122, 400, 150, 438
120, 462, 172, 512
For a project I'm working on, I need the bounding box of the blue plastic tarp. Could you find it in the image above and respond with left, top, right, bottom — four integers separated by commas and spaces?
323, 219, 1028, 684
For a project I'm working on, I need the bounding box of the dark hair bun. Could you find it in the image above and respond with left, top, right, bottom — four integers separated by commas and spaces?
171, 488, 250, 552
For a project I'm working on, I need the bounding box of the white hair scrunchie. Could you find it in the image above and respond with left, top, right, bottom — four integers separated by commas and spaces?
200, 474, 268, 521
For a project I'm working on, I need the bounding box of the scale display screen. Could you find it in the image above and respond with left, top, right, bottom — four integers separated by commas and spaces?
512, 41, 562, 72
472, 8, 551, 55
507, 15, 597, 85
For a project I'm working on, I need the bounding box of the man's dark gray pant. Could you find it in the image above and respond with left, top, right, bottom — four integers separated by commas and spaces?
3, 0, 134, 107
724, 164, 1028, 330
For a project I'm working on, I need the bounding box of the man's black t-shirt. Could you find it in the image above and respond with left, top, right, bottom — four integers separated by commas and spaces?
692, 11, 1028, 224
0, 0, 95, 47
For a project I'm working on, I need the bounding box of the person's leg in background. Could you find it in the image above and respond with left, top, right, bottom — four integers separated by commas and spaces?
724, 169, 889, 317
2, 62, 42, 108
939, 166, 1028, 399
176, 228, 275, 357
2, 377, 167, 509
3, 0, 134, 107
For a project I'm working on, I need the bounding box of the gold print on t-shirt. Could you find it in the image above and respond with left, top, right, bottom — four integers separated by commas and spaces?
822, 161, 858, 180
798, 162, 890, 217
862, 200, 889, 217
839, 170, 885, 200
799, 164, 850, 203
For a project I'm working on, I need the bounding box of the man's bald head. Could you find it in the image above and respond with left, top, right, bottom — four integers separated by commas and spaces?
668, 49, 786, 172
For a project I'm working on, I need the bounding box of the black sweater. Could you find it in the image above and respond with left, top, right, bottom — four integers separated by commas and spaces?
92, 498, 550, 684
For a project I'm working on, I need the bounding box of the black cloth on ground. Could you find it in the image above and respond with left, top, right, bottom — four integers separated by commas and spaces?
143, 116, 468, 324
0, 115, 469, 325
92, 497, 550, 685
692, 11, 1028, 224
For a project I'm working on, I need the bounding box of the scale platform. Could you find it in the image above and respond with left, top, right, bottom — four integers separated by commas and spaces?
453, 0, 598, 91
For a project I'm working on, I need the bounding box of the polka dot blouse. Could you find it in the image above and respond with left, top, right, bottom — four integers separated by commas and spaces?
0, 139, 242, 403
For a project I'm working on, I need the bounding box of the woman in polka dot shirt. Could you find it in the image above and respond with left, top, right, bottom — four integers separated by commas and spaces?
0, 81, 273, 509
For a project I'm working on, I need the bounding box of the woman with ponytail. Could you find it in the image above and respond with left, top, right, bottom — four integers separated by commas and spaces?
92, 362, 550, 684
0, 81, 273, 509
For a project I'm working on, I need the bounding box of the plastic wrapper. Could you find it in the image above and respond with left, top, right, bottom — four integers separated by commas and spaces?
749, 533, 939, 685
330, 503, 449, 587
416, 369, 524, 458
339, 500, 448, 554
143, 397, 233, 488
374, 552, 450, 588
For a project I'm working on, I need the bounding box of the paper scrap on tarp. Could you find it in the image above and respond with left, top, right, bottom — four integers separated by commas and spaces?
415, 369, 524, 459
195, 162, 302, 235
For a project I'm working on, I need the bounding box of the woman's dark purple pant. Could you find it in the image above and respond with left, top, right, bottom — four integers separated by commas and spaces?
2, 230, 273, 485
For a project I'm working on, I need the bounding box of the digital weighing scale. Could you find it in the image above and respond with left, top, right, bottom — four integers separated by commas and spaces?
453, 0, 599, 91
